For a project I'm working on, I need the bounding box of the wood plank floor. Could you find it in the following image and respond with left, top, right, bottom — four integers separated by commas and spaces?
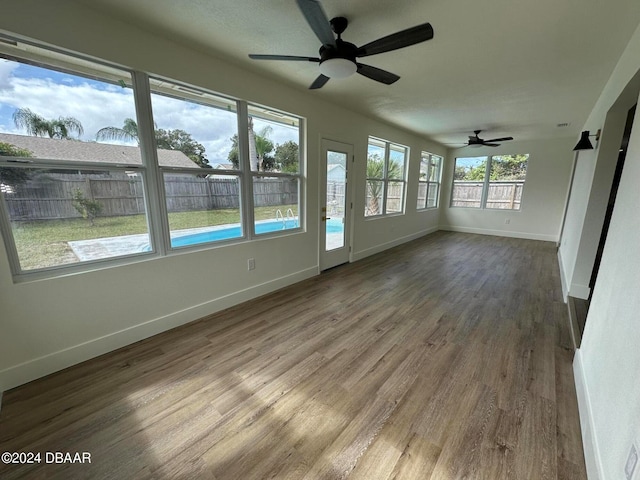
0, 231, 587, 479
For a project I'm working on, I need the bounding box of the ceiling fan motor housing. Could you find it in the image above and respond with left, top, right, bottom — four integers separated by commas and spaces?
319, 40, 358, 78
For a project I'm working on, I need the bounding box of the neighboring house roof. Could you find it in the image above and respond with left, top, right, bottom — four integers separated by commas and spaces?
211, 163, 235, 170
327, 164, 346, 180
0, 132, 198, 168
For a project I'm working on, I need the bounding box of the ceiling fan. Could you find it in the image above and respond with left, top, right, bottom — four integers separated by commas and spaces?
248, 0, 434, 89
456, 130, 514, 148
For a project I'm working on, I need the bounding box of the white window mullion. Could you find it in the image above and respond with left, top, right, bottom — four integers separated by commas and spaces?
480, 155, 492, 209
237, 100, 255, 239
382, 142, 390, 214
132, 71, 170, 256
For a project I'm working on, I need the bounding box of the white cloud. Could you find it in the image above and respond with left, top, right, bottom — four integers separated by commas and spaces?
0, 76, 136, 141
0, 60, 18, 90
0, 63, 299, 163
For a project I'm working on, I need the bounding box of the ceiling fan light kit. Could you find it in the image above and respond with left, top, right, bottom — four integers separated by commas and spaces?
319, 57, 357, 78
248, 0, 434, 89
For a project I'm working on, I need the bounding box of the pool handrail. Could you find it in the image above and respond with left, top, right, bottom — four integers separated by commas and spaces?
275, 209, 285, 229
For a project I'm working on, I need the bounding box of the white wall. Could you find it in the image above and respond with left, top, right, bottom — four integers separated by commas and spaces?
439, 138, 574, 242
0, 0, 445, 391
564, 21, 640, 480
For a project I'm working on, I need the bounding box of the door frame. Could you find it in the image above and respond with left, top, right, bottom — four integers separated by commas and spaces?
319, 138, 354, 271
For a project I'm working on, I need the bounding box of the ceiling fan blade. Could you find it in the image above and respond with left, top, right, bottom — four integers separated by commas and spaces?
309, 74, 330, 89
296, 0, 336, 47
483, 136, 513, 143
356, 63, 400, 85
482, 143, 500, 147
356, 23, 434, 57
249, 54, 320, 62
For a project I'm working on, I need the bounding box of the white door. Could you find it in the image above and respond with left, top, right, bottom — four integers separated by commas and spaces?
320, 139, 353, 270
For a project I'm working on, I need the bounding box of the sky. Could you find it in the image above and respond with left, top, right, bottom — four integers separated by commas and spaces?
0, 58, 298, 165
454, 156, 486, 168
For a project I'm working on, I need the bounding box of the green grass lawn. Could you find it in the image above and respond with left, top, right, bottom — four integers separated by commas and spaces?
12, 205, 298, 271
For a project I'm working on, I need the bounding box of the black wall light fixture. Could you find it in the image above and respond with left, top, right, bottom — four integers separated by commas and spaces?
573, 129, 601, 151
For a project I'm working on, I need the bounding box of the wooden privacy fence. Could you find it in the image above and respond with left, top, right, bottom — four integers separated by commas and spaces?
326, 180, 345, 216
451, 181, 524, 209
5, 173, 299, 221
365, 181, 404, 215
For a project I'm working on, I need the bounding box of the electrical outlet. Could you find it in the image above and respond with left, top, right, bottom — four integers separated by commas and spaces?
247, 258, 255, 271
504, 218, 511, 224
626, 444, 638, 480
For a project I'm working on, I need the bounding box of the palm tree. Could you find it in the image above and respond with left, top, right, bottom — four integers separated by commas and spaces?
366, 156, 401, 215
96, 117, 139, 143
12, 108, 84, 139
254, 125, 274, 171
247, 117, 274, 171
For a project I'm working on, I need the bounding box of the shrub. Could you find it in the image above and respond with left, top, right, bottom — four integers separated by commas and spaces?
71, 189, 103, 226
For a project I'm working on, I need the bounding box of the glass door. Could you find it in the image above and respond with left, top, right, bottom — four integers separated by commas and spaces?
320, 139, 352, 270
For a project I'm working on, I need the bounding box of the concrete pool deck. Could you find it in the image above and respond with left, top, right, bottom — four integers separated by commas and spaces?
67, 225, 219, 261
68, 220, 345, 261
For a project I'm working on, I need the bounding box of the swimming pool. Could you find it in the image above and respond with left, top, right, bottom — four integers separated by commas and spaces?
143, 218, 343, 250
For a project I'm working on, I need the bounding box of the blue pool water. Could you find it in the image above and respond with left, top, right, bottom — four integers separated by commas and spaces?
143, 218, 344, 250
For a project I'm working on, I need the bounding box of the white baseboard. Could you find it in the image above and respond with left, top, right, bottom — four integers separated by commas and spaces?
573, 348, 604, 480
351, 226, 438, 262
558, 248, 569, 302
0, 267, 318, 392
439, 225, 558, 242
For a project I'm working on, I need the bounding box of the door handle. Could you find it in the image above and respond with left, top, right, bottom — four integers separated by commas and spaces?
322, 216, 331, 221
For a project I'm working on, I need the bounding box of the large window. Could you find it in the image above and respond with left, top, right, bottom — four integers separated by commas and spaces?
149, 78, 242, 249
0, 38, 305, 278
451, 154, 529, 210
0, 52, 151, 272
247, 105, 301, 234
365, 137, 408, 217
417, 152, 442, 210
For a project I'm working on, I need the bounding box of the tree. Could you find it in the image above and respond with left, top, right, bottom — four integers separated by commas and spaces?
228, 134, 240, 169
489, 154, 528, 180
96, 119, 210, 168
454, 155, 528, 181
366, 154, 401, 215
95, 117, 139, 143
155, 128, 210, 168
0, 142, 32, 187
254, 125, 275, 171
454, 160, 486, 181
71, 189, 103, 226
274, 141, 299, 173
13, 108, 84, 139
227, 121, 276, 171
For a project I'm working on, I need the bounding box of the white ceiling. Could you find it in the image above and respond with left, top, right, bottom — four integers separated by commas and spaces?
74, 0, 640, 147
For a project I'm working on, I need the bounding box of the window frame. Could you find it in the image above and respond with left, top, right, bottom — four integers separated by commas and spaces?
450, 154, 528, 210
417, 151, 442, 210
146, 75, 248, 252
246, 104, 304, 238
0, 159, 152, 276
365, 136, 408, 218
0, 37, 306, 281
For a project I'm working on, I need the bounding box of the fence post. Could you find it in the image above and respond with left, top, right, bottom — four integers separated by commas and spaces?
207, 178, 214, 209
509, 184, 517, 209
85, 176, 95, 200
